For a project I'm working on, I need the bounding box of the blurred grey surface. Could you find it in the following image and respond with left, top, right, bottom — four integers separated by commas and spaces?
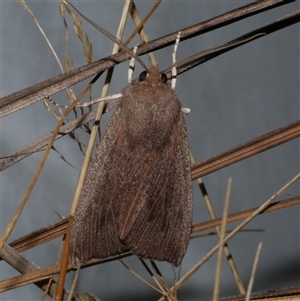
1, 1, 299, 301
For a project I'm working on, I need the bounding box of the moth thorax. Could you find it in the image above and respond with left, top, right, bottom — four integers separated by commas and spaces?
125, 106, 181, 149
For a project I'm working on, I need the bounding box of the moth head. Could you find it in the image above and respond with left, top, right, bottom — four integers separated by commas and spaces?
139, 70, 168, 84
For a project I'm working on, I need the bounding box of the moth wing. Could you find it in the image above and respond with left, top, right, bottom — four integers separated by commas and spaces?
119, 113, 193, 266
70, 106, 127, 267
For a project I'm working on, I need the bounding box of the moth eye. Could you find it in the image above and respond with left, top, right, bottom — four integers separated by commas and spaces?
161, 73, 168, 84
139, 71, 148, 82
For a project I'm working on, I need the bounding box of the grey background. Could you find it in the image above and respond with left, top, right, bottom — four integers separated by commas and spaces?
1, 1, 299, 300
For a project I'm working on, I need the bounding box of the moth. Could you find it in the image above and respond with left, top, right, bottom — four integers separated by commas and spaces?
68, 3, 193, 268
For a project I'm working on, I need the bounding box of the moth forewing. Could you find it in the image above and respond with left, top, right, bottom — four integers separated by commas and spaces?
70, 106, 127, 266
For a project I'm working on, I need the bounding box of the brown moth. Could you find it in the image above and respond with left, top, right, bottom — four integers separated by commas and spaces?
66, 1, 192, 268
70, 65, 193, 267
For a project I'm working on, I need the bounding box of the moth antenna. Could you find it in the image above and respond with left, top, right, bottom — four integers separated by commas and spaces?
65, 0, 149, 72
164, 32, 265, 76
171, 31, 181, 89
128, 45, 139, 83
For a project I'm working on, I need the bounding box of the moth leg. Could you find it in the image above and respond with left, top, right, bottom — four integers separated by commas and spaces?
128, 44, 139, 83
171, 31, 181, 89
44, 95, 63, 114
44, 94, 122, 109
181, 108, 191, 115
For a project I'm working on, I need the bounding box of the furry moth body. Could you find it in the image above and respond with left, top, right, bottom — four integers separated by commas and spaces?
70, 66, 193, 267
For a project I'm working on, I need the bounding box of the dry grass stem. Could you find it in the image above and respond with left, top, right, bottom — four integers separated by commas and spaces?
120, 260, 162, 294
200, 286, 300, 301
191, 121, 300, 179
213, 178, 232, 301
0, 90, 85, 250
3, 1, 298, 118
150, 261, 175, 299
190, 229, 264, 240
245, 242, 263, 301
67, 266, 80, 301
1, 252, 134, 293
157, 173, 300, 300
128, 0, 160, 66
16, 0, 75, 120
2, 118, 298, 178
190, 151, 246, 294
16, 0, 63, 72
141, 260, 169, 296
4, 196, 298, 258
192, 195, 300, 233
